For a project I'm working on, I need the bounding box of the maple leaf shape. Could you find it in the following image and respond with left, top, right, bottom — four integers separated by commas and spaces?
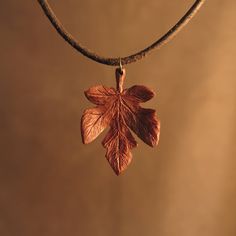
81, 68, 160, 175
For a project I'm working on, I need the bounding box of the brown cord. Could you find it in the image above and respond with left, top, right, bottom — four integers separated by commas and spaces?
37, 0, 205, 66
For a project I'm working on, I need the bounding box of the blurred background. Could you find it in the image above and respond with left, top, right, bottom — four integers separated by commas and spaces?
0, 0, 236, 236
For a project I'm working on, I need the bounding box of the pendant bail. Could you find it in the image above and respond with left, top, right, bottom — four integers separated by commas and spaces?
119, 57, 123, 71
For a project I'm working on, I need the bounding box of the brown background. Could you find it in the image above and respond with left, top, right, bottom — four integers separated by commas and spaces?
0, 0, 236, 236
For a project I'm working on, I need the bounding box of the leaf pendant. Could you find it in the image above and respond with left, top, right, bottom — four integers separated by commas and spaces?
81, 68, 160, 175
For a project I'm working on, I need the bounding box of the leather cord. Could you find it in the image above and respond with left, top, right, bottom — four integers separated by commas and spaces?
37, 0, 205, 66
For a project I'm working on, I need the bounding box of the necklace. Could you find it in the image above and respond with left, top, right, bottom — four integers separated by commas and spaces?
37, 0, 205, 175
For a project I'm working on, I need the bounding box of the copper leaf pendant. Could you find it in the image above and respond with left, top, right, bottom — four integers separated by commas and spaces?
81, 68, 160, 175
